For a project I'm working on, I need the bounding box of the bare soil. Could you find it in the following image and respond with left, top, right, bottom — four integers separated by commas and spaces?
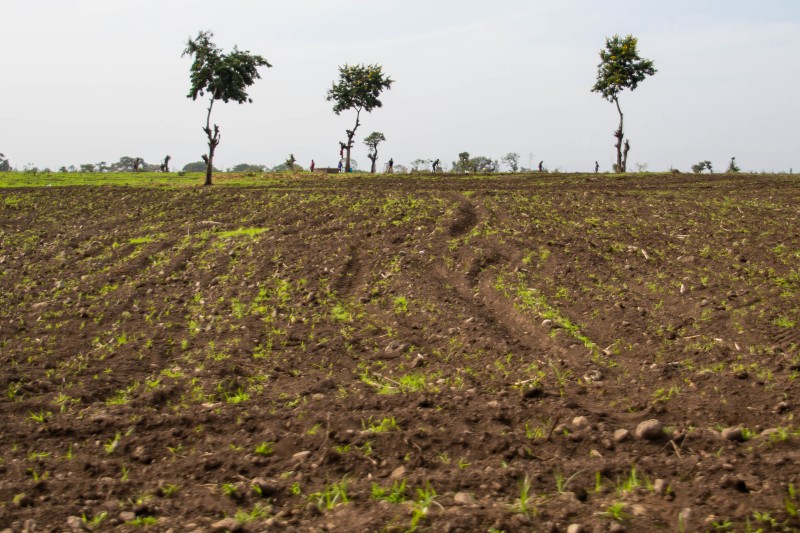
1, 173, 799, 532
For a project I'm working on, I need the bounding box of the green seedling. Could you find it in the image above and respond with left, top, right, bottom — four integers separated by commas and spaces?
603, 502, 629, 522
82, 511, 108, 528
221, 482, 241, 499
409, 483, 440, 532
235, 503, 270, 523
512, 475, 536, 517
308, 479, 349, 510
393, 296, 409, 315
786, 483, 798, 518
126, 516, 158, 526
371, 479, 407, 503
554, 469, 583, 493
254, 442, 275, 456
363, 416, 399, 433
160, 484, 180, 497
28, 410, 51, 423
104, 433, 121, 454
27, 451, 50, 461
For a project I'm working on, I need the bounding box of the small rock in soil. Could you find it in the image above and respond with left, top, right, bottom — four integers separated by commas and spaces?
635, 419, 664, 441
566, 524, 586, 533
572, 416, 590, 429
390, 466, 406, 480
211, 518, 241, 532
721, 427, 744, 442
251, 477, 280, 497
653, 478, 669, 495
613, 428, 631, 443
65, 516, 83, 532
119, 511, 136, 522
292, 450, 311, 461
453, 492, 475, 505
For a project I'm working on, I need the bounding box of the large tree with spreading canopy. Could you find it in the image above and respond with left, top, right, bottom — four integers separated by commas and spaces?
591, 34, 656, 173
326, 64, 393, 173
183, 30, 271, 186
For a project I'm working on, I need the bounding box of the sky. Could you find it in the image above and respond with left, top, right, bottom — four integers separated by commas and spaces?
2, 0, 799, 173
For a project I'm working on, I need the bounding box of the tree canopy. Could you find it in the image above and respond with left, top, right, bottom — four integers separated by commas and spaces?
591, 34, 656, 102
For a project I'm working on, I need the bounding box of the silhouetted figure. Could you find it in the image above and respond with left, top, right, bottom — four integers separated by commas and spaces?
538, 161, 544, 173
388, 158, 394, 173
595, 161, 599, 173
432, 159, 440, 172
337, 160, 343, 173
160, 155, 171, 173
310, 160, 315, 172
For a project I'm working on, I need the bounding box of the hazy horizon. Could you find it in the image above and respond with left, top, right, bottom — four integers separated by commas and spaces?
2, 0, 799, 173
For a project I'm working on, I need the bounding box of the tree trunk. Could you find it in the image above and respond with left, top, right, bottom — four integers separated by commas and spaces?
369, 156, 377, 173
622, 140, 630, 174
203, 99, 220, 186
345, 108, 362, 173
613, 97, 625, 173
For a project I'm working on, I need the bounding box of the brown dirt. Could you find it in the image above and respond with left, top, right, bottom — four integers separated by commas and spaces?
1, 173, 800, 532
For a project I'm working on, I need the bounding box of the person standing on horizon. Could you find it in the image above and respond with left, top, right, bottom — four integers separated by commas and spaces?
595, 161, 599, 173
388, 158, 394, 173
337, 160, 343, 173
310, 160, 315, 172
432, 159, 440, 173
538, 161, 544, 173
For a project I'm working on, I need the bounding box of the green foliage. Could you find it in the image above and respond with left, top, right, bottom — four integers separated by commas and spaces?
231, 163, 265, 172
183, 30, 271, 104
308, 479, 349, 510
692, 161, 714, 174
253, 442, 275, 456
371, 480, 407, 503
451, 152, 496, 173
727, 157, 741, 173
364, 131, 386, 172
183, 161, 216, 173
591, 34, 656, 102
326, 64, 393, 116
0, 152, 11, 172
501, 152, 521, 172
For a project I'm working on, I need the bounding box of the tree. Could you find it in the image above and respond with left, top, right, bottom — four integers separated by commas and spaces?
451, 152, 495, 173
79, 164, 95, 173
691, 161, 713, 174
409, 158, 431, 172
326, 64, 393, 174
183, 161, 217, 173
110, 156, 142, 172
231, 163, 265, 172
726, 157, 740, 173
363, 131, 386, 173
285, 153, 296, 171
183, 30, 271, 186
501, 152, 520, 172
160, 155, 171, 172
451, 152, 471, 173
0, 153, 10, 172
591, 34, 656, 173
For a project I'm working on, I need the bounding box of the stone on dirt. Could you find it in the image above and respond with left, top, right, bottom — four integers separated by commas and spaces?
720, 427, 745, 442
635, 419, 664, 440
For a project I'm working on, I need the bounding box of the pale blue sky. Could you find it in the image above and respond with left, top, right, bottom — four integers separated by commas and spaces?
2, 0, 799, 172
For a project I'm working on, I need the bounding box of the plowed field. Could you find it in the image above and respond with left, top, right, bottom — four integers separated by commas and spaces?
1, 173, 799, 532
